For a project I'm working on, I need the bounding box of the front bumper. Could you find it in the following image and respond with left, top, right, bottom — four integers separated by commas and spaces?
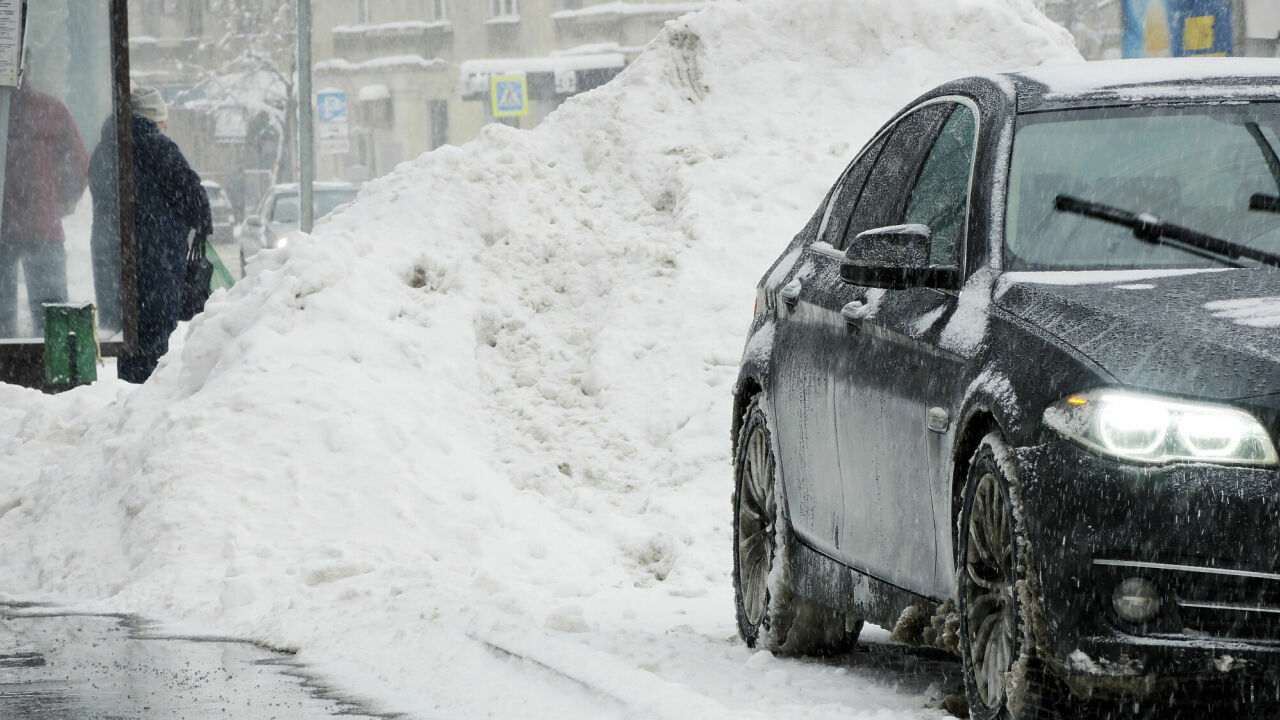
1017, 437, 1280, 693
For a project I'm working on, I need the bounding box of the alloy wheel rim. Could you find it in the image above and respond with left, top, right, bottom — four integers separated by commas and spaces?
737, 423, 776, 628
965, 470, 1018, 709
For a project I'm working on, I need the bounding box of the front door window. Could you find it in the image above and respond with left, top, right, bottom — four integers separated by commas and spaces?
904, 105, 977, 266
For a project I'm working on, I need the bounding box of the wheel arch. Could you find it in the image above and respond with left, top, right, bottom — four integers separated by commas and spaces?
947, 361, 1039, 540
949, 404, 1004, 561
731, 374, 765, 460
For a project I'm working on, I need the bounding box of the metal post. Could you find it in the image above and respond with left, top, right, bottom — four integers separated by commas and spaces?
298, 0, 314, 233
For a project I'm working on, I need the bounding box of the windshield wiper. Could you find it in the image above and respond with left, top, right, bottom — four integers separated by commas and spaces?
1054, 194, 1280, 269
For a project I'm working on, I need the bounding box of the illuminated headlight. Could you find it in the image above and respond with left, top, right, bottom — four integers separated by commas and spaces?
276, 236, 289, 249
1043, 390, 1278, 467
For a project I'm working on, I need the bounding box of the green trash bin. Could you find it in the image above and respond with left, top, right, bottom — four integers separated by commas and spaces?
44, 303, 98, 388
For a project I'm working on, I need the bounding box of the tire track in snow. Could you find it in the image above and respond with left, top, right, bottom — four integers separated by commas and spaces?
471, 629, 755, 720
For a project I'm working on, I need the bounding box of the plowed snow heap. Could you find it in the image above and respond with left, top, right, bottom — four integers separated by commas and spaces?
0, 1, 1079, 716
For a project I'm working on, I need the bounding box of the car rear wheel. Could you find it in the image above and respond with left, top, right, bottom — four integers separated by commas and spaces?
733, 394, 861, 655
959, 433, 1062, 720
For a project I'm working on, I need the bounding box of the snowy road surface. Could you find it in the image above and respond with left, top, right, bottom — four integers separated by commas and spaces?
0, 603, 394, 719
0, 602, 967, 720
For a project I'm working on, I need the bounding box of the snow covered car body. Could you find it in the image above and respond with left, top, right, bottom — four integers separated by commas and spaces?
732, 58, 1280, 716
238, 182, 358, 270
202, 180, 236, 245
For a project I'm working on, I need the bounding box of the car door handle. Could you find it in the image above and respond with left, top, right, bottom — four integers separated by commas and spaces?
840, 295, 868, 323
780, 279, 802, 305
840, 301, 866, 335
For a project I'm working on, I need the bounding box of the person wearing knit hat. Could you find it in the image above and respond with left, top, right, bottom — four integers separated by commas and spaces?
91, 84, 211, 382
130, 86, 168, 129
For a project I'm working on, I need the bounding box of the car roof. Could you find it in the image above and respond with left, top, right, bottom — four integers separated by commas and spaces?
270, 182, 357, 194
998, 57, 1280, 112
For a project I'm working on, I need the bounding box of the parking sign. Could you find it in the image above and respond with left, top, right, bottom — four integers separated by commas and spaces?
316, 90, 349, 154
317, 90, 348, 124
490, 75, 528, 118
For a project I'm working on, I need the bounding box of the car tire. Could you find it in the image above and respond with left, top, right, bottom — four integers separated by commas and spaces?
733, 394, 862, 656
958, 432, 1064, 720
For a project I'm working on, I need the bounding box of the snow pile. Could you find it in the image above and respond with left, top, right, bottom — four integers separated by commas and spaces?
0, 1, 1079, 717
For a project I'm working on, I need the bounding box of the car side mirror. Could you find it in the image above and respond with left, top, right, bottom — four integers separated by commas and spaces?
245, 215, 264, 228
840, 224, 960, 290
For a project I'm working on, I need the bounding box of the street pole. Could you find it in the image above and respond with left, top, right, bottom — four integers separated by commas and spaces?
298, 0, 314, 233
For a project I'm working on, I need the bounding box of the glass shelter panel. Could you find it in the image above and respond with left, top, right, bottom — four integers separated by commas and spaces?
0, 2, 120, 343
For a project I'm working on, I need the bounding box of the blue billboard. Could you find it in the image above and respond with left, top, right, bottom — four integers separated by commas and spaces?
1123, 0, 1234, 58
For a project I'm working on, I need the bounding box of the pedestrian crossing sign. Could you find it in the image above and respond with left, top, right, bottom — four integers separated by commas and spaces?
491, 74, 528, 118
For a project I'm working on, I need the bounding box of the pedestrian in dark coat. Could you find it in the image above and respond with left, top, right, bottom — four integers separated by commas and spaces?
90, 86, 211, 383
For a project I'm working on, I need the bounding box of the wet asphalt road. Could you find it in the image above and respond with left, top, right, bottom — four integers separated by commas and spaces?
0, 602, 397, 719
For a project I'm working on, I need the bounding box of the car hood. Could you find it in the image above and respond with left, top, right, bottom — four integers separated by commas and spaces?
995, 269, 1280, 400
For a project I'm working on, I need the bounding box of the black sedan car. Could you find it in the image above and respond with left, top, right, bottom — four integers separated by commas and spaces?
732, 59, 1280, 718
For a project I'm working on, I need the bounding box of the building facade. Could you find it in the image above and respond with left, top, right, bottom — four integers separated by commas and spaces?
309, 0, 704, 182
1038, 0, 1280, 61
126, 0, 702, 195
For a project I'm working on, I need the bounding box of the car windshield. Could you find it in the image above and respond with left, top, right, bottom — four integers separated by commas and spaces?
204, 186, 230, 208
1005, 103, 1280, 270
270, 189, 357, 225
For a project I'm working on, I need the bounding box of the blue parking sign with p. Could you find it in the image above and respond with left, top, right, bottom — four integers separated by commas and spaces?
317, 91, 348, 123
491, 75, 528, 118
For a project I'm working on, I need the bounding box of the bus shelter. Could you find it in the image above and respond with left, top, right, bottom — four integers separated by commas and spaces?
0, 0, 136, 390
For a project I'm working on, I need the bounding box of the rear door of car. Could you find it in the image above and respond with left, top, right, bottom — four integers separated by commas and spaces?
768, 133, 890, 557
833, 100, 977, 593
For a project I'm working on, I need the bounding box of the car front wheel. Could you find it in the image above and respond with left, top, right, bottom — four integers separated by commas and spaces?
958, 432, 1062, 720
733, 394, 860, 655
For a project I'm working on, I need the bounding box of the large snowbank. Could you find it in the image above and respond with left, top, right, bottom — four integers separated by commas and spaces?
0, 1, 1079, 717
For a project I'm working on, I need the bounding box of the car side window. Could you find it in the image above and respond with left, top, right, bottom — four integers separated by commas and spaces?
904, 105, 977, 266
841, 103, 952, 248
824, 133, 890, 250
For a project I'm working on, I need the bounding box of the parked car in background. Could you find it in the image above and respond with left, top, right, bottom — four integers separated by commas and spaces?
238, 182, 358, 271
202, 180, 236, 244
733, 59, 1280, 719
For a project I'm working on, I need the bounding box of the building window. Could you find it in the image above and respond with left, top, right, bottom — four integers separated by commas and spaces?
429, 100, 449, 150
433, 0, 448, 21
490, 0, 519, 16
562, 0, 583, 9
360, 87, 394, 129
357, 0, 371, 24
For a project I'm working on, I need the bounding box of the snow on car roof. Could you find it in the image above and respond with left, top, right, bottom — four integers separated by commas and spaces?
1007, 58, 1280, 109
269, 182, 358, 193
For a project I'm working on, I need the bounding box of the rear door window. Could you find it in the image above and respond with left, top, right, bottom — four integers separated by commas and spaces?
823, 133, 889, 249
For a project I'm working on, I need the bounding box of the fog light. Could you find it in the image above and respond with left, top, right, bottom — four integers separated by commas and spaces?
1113, 577, 1161, 624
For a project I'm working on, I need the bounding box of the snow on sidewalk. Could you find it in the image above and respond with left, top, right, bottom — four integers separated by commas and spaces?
0, 0, 1079, 717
